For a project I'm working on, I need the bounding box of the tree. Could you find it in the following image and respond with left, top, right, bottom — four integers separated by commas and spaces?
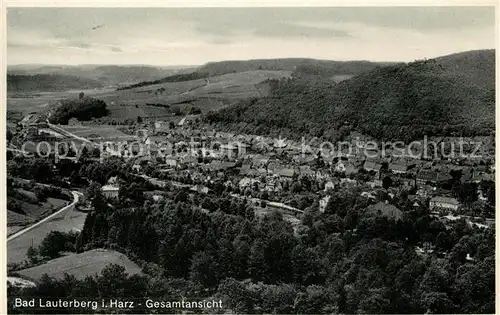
382, 176, 393, 190
137, 116, 143, 124
39, 231, 67, 259
291, 182, 302, 193
26, 246, 39, 264
189, 251, 218, 287
79, 92, 84, 99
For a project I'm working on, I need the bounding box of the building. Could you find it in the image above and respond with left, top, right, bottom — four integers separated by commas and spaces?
429, 196, 460, 212
190, 184, 210, 194
364, 160, 383, 173
102, 184, 119, 199
324, 181, 336, 191
389, 163, 408, 174
278, 168, 297, 179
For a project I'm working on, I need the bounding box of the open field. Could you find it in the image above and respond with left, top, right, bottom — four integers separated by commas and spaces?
7, 88, 116, 116
17, 249, 143, 281
61, 125, 129, 139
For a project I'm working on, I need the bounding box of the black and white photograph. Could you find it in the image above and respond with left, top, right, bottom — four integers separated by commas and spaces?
4, 4, 496, 314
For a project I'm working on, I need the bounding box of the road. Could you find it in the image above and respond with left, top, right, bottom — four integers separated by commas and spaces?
8, 191, 87, 264
46, 121, 93, 144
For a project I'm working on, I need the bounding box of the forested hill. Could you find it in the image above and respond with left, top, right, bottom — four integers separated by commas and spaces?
7, 74, 103, 93
206, 50, 495, 143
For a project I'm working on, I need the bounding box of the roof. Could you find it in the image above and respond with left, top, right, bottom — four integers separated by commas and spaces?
364, 160, 382, 171
417, 170, 438, 182
367, 202, 403, 220
279, 168, 296, 177
430, 196, 460, 205
102, 185, 119, 191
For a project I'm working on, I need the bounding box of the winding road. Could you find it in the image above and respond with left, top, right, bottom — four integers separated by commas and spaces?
7, 191, 86, 264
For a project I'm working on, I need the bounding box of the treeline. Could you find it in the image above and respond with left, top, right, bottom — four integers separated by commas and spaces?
16, 183, 494, 314
116, 71, 209, 90
206, 58, 495, 142
48, 97, 108, 124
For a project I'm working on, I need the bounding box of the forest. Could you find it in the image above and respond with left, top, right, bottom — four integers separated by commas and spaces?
7, 156, 495, 314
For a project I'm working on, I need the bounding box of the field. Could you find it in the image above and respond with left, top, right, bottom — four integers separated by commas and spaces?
17, 249, 143, 281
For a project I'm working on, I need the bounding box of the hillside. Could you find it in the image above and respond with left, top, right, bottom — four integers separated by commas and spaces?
17, 249, 142, 281
206, 50, 495, 142
7, 74, 103, 93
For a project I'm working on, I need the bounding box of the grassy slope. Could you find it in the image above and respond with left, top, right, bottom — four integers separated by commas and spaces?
17, 249, 143, 281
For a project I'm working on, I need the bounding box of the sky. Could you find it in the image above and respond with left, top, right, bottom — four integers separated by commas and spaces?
7, 7, 496, 66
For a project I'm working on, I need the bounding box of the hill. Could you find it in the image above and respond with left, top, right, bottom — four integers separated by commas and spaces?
7, 74, 103, 93
8, 64, 194, 87
206, 50, 495, 142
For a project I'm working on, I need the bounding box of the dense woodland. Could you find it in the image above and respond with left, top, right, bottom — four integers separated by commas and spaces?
7, 155, 495, 314
48, 96, 109, 125
117, 72, 210, 90
206, 57, 495, 142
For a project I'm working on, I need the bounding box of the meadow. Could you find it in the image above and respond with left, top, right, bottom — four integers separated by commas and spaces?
17, 249, 143, 281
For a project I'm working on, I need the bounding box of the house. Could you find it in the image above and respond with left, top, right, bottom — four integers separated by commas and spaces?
239, 177, 254, 189
366, 201, 403, 221
165, 158, 178, 168
190, 184, 210, 194
239, 164, 251, 176
416, 170, 437, 186
132, 164, 142, 172
429, 196, 460, 212
389, 163, 408, 174
324, 181, 336, 191
154, 120, 170, 132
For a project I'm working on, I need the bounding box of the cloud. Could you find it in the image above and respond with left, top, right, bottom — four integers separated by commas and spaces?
253, 23, 350, 39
